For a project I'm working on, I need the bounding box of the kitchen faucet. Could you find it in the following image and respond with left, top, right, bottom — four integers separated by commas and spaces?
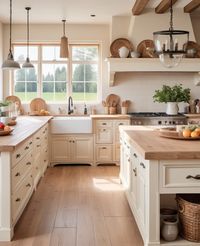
68, 96, 74, 114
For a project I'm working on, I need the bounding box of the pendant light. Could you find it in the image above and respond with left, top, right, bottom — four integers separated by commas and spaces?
153, 0, 189, 68
60, 20, 69, 58
22, 7, 34, 69
2, 0, 20, 70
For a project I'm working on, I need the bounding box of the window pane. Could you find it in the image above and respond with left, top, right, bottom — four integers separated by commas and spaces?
42, 64, 54, 81
42, 46, 67, 61
14, 46, 38, 61
72, 64, 97, 82
72, 82, 85, 101
72, 46, 98, 61
55, 65, 67, 81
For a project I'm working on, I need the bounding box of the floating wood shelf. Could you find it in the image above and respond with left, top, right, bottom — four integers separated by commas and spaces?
105, 58, 200, 86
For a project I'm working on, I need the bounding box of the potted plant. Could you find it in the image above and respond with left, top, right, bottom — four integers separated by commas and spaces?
0, 101, 11, 113
153, 84, 191, 115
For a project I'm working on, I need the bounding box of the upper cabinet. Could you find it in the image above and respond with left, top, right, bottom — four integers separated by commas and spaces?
105, 58, 200, 86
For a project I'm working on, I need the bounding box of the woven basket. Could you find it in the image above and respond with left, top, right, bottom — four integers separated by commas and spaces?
176, 194, 200, 242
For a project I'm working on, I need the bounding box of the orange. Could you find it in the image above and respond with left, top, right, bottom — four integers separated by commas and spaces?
191, 131, 200, 138
195, 127, 200, 133
182, 129, 191, 138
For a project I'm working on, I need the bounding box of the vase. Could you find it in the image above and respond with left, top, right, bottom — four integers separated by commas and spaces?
118, 46, 129, 58
166, 102, 179, 115
161, 218, 179, 242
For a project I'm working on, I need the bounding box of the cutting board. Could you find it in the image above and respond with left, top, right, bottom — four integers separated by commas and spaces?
106, 94, 120, 107
30, 98, 47, 113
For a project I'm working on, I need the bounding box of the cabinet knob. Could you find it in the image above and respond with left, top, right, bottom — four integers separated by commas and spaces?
133, 168, 137, 176
26, 183, 31, 187
36, 137, 40, 140
119, 123, 124, 125
15, 198, 21, 202
37, 144, 40, 147
16, 153, 21, 159
102, 147, 107, 149
29, 141, 33, 145
127, 158, 131, 162
26, 162, 31, 165
24, 146, 29, 150
133, 153, 137, 158
186, 175, 200, 180
140, 162, 146, 169
102, 123, 107, 125
15, 172, 20, 177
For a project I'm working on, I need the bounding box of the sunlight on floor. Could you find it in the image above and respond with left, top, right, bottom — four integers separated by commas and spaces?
93, 177, 125, 191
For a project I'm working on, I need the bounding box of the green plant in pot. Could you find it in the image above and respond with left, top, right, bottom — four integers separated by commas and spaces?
153, 84, 191, 115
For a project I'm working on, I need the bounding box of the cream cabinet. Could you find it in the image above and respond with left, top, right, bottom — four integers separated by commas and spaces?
51, 134, 94, 165
94, 119, 130, 165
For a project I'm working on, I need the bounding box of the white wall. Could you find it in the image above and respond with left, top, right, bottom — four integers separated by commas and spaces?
0, 22, 3, 100
2, 14, 200, 114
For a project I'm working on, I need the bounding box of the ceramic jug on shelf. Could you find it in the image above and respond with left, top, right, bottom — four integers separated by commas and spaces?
118, 46, 129, 58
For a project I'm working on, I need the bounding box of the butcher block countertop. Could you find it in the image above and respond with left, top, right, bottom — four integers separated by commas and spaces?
120, 126, 200, 160
0, 116, 52, 152
90, 114, 130, 119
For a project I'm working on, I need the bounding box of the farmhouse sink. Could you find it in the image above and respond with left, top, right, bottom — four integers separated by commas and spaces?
51, 116, 92, 134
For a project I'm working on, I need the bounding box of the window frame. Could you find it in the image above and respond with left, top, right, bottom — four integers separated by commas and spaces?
12, 42, 101, 104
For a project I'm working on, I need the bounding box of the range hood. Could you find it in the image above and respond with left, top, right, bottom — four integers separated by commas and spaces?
106, 9, 200, 86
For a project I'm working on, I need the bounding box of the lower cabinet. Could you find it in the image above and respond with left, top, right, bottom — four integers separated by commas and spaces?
51, 134, 94, 165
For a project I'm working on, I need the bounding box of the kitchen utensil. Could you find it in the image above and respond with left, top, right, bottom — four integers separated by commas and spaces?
109, 107, 117, 115
110, 38, 134, 58
137, 40, 158, 58
118, 46, 129, 58
106, 94, 120, 108
30, 98, 47, 114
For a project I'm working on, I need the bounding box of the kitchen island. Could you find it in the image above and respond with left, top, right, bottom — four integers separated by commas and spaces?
119, 126, 200, 246
0, 116, 52, 241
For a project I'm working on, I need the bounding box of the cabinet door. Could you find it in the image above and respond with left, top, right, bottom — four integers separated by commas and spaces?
73, 136, 93, 163
114, 120, 130, 143
131, 152, 138, 205
96, 145, 113, 162
51, 136, 71, 162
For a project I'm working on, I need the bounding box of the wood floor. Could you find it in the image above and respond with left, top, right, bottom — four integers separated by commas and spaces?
0, 165, 143, 246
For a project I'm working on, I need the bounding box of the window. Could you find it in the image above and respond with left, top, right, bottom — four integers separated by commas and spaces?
13, 44, 100, 103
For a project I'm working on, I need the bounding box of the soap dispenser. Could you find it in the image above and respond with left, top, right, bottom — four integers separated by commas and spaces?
84, 103, 87, 115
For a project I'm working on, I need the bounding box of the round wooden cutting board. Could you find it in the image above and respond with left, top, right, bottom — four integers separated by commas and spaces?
30, 98, 47, 113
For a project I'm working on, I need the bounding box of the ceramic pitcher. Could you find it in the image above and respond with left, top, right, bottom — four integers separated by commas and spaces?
118, 46, 129, 58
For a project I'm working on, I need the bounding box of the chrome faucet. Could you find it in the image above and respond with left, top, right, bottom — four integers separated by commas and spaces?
68, 96, 74, 114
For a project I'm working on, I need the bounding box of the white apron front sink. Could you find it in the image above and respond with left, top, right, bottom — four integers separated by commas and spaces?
51, 116, 92, 134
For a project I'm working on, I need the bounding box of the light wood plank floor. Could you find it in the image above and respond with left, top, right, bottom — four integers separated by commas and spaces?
0, 165, 143, 246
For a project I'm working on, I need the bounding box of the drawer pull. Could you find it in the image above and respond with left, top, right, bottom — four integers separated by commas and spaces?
45, 150, 48, 153
140, 162, 146, 169
133, 153, 137, 158
15, 198, 21, 202
25, 146, 29, 150
44, 160, 47, 162
16, 153, 21, 159
102, 147, 107, 149
37, 144, 40, 147
36, 137, 40, 140
72, 140, 75, 143
133, 168, 137, 176
102, 129, 106, 132
26, 183, 31, 187
43, 131, 45, 134
127, 158, 131, 162
102, 123, 107, 125
119, 123, 124, 125
26, 162, 31, 166
15, 172, 20, 177
29, 141, 33, 145
186, 175, 200, 180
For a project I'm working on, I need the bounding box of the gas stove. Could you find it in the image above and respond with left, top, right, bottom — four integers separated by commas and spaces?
128, 112, 187, 125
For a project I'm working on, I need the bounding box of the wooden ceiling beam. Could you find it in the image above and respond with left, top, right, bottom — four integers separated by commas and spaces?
184, 0, 200, 13
155, 0, 178, 14
132, 0, 150, 15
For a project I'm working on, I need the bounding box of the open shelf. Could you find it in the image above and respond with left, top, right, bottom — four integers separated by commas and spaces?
105, 58, 200, 86
160, 236, 200, 245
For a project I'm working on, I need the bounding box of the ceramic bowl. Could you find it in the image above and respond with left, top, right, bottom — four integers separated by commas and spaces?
130, 51, 141, 58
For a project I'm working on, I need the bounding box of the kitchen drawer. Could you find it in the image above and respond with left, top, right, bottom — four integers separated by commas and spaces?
12, 137, 33, 167
95, 144, 113, 162
96, 120, 113, 128
12, 151, 33, 192
160, 161, 200, 190
12, 174, 33, 224
115, 120, 130, 142
95, 127, 113, 144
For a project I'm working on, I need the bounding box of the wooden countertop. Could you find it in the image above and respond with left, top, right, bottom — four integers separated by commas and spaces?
0, 116, 52, 152
121, 126, 200, 160
90, 114, 130, 119
184, 114, 200, 118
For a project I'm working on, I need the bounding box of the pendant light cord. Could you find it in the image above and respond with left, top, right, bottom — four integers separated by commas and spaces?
169, 0, 173, 31
9, 0, 12, 54
62, 20, 66, 36
25, 7, 31, 59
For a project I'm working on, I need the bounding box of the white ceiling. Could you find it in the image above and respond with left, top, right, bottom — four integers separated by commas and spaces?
0, 0, 198, 24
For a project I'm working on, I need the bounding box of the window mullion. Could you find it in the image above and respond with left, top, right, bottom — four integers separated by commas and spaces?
38, 45, 42, 98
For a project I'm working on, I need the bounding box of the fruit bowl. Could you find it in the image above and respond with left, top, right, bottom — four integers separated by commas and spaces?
0, 129, 14, 136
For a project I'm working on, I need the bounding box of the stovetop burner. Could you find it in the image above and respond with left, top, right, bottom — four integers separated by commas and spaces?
128, 112, 184, 117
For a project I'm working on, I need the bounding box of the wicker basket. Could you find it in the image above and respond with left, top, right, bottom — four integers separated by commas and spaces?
176, 194, 200, 242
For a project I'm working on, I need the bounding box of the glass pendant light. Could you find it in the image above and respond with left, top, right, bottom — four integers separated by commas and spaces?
60, 20, 69, 58
2, 0, 20, 70
22, 7, 34, 69
153, 0, 189, 68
